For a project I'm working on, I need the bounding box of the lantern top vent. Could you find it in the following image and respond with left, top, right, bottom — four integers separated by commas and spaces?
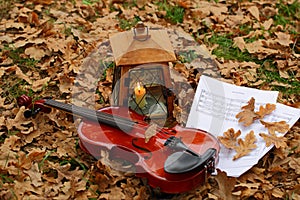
109, 22, 176, 66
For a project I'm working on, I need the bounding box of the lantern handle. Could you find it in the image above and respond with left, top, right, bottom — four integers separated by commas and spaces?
133, 22, 150, 41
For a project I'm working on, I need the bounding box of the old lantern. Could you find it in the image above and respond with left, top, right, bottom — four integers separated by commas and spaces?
110, 22, 176, 124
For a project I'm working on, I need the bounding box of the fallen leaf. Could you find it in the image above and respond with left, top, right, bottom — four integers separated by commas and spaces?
212, 169, 237, 200
262, 18, 273, 30
289, 158, 300, 174
275, 32, 292, 46
25, 46, 46, 60
236, 97, 258, 126
255, 103, 276, 119
260, 120, 289, 135
248, 6, 260, 21
144, 123, 157, 143
233, 37, 246, 51
32, 77, 50, 92
218, 128, 241, 149
24, 163, 43, 187
271, 187, 285, 198
259, 132, 287, 148
233, 131, 257, 160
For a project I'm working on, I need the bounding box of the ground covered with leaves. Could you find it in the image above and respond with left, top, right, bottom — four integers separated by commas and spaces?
0, 0, 299, 199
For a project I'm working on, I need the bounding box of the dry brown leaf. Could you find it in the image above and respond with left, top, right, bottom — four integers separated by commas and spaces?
260, 120, 289, 135
212, 169, 237, 200
271, 187, 285, 199
289, 158, 300, 174
259, 132, 287, 148
262, 18, 273, 30
25, 46, 47, 60
218, 128, 241, 149
255, 103, 276, 119
24, 163, 43, 187
233, 131, 257, 160
236, 97, 258, 126
233, 37, 246, 51
248, 6, 260, 21
32, 77, 50, 92
275, 32, 292, 47
144, 123, 157, 143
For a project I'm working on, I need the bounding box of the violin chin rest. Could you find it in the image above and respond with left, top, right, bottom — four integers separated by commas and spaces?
164, 148, 216, 174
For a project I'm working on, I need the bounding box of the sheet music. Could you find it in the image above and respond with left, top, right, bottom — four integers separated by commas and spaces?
186, 75, 300, 177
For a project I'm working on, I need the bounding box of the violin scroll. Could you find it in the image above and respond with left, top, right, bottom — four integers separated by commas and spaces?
17, 95, 51, 118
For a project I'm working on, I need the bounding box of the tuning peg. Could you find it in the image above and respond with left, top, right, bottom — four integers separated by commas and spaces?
17, 95, 33, 108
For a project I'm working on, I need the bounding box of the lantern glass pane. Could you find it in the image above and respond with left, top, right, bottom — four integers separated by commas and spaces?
127, 65, 168, 121
129, 67, 164, 89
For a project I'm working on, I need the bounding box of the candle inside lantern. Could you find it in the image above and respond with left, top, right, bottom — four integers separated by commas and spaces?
134, 82, 146, 108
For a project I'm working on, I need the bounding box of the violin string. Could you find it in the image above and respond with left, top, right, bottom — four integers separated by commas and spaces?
45, 99, 172, 140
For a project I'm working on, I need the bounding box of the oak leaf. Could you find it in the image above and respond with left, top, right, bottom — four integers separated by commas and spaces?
248, 6, 260, 21
233, 131, 257, 160
212, 169, 237, 200
289, 158, 300, 174
236, 97, 257, 126
255, 103, 276, 119
260, 120, 289, 135
144, 123, 158, 143
218, 128, 241, 149
259, 132, 287, 148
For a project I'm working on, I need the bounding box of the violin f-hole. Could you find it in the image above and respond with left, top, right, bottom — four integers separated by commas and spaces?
109, 146, 140, 165
131, 138, 152, 160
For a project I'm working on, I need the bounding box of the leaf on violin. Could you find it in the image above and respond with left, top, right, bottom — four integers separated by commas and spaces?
260, 120, 289, 135
255, 103, 276, 119
259, 132, 287, 148
218, 128, 241, 149
236, 97, 258, 126
233, 131, 257, 160
144, 123, 158, 143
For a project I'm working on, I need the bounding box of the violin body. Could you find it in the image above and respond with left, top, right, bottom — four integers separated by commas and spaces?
17, 95, 220, 194
78, 106, 219, 194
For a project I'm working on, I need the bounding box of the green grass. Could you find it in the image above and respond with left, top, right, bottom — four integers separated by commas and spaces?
0, 0, 17, 20
118, 16, 141, 30
4, 46, 39, 73
205, 33, 299, 97
156, 0, 185, 24
82, 0, 100, 6
207, 33, 256, 62
257, 63, 300, 95
274, 0, 300, 27
1, 79, 30, 102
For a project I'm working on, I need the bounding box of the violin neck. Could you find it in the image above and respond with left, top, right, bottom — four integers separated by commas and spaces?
44, 99, 135, 132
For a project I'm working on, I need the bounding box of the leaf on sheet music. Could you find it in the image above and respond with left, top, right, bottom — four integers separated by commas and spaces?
233, 131, 257, 160
260, 120, 289, 135
255, 103, 276, 119
259, 132, 287, 148
217, 128, 241, 149
235, 97, 257, 126
236, 97, 276, 126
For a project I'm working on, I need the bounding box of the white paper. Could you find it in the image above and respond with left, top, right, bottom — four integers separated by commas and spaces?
186, 75, 300, 177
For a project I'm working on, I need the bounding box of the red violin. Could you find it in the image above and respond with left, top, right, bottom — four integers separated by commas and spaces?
17, 94, 220, 194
